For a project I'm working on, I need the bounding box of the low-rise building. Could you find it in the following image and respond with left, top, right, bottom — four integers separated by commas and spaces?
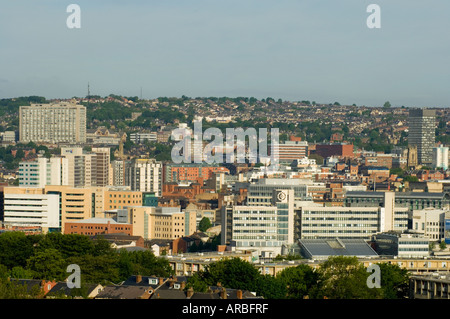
371, 231, 430, 258
64, 218, 133, 236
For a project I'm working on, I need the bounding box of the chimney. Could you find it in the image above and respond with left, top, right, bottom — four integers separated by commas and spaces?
237, 290, 242, 299
220, 287, 227, 299
136, 275, 142, 283
187, 287, 194, 298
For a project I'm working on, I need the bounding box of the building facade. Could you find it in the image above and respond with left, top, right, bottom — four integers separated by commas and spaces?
2, 190, 59, 231
433, 145, 449, 170
19, 102, 86, 144
126, 158, 162, 196
64, 218, 133, 236
408, 108, 436, 165
126, 206, 196, 240
19, 156, 69, 187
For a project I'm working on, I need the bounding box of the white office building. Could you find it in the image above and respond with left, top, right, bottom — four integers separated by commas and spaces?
412, 208, 448, 241
3, 193, 60, 230
222, 189, 295, 256
19, 156, 69, 187
296, 204, 409, 240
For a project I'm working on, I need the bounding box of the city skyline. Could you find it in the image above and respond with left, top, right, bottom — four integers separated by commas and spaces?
1, 1, 450, 108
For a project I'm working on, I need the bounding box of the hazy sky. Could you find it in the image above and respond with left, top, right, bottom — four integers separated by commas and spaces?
1, 0, 450, 107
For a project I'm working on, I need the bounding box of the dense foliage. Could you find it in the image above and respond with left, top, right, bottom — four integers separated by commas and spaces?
186, 256, 410, 299
0, 232, 173, 293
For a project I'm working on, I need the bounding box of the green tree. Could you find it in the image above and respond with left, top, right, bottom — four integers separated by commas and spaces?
0, 232, 37, 269
383, 101, 391, 108
317, 256, 382, 299
198, 217, 212, 232
277, 264, 322, 299
67, 254, 121, 285
255, 274, 287, 299
377, 263, 410, 299
198, 258, 261, 292
26, 248, 67, 281
9, 266, 34, 279
118, 250, 173, 278
185, 272, 209, 292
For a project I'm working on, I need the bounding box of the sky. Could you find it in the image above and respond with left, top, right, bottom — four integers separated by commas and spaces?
1, 0, 450, 107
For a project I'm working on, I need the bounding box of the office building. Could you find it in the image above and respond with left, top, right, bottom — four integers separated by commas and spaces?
19, 155, 69, 187
408, 108, 436, 165
245, 178, 311, 206
45, 185, 93, 232
412, 208, 448, 242
314, 143, 354, 159
64, 218, 133, 236
345, 191, 450, 210
19, 102, 86, 144
371, 232, 430, 258
125, 206, 196, 240
221, 189, 296, 256
271, 140, 308, 163
164, 163, 229, 183
295, 204, 409, 240
2, 190, 59, 232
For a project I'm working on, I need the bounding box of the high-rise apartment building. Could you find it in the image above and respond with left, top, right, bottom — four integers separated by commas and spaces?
126, 158, 162, 196
19, 102, 86, 144
111, 160, 126, 186
408, 108, 436, 164
61, 146, 110, 188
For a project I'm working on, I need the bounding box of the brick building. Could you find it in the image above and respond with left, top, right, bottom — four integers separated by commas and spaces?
314, 143, 354, 159
64, 218, 133, 236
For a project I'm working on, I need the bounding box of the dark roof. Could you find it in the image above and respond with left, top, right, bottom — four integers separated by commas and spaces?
146, 239, 172, 246
299, 238, 379, 258
122, 276, 167, 288
94, 233, 143, 241
95, 285, 152, 299
10, 279, 44, 292
46, 282, 100, 298
190, 287, 261, 299
151, 289, 187, 299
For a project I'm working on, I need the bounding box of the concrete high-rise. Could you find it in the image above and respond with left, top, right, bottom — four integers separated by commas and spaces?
61, 146, 110, 188
19, 155, 69, 187
19, 102, 86, 144
126, 158, 162, 196
408, 108, 436, 165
